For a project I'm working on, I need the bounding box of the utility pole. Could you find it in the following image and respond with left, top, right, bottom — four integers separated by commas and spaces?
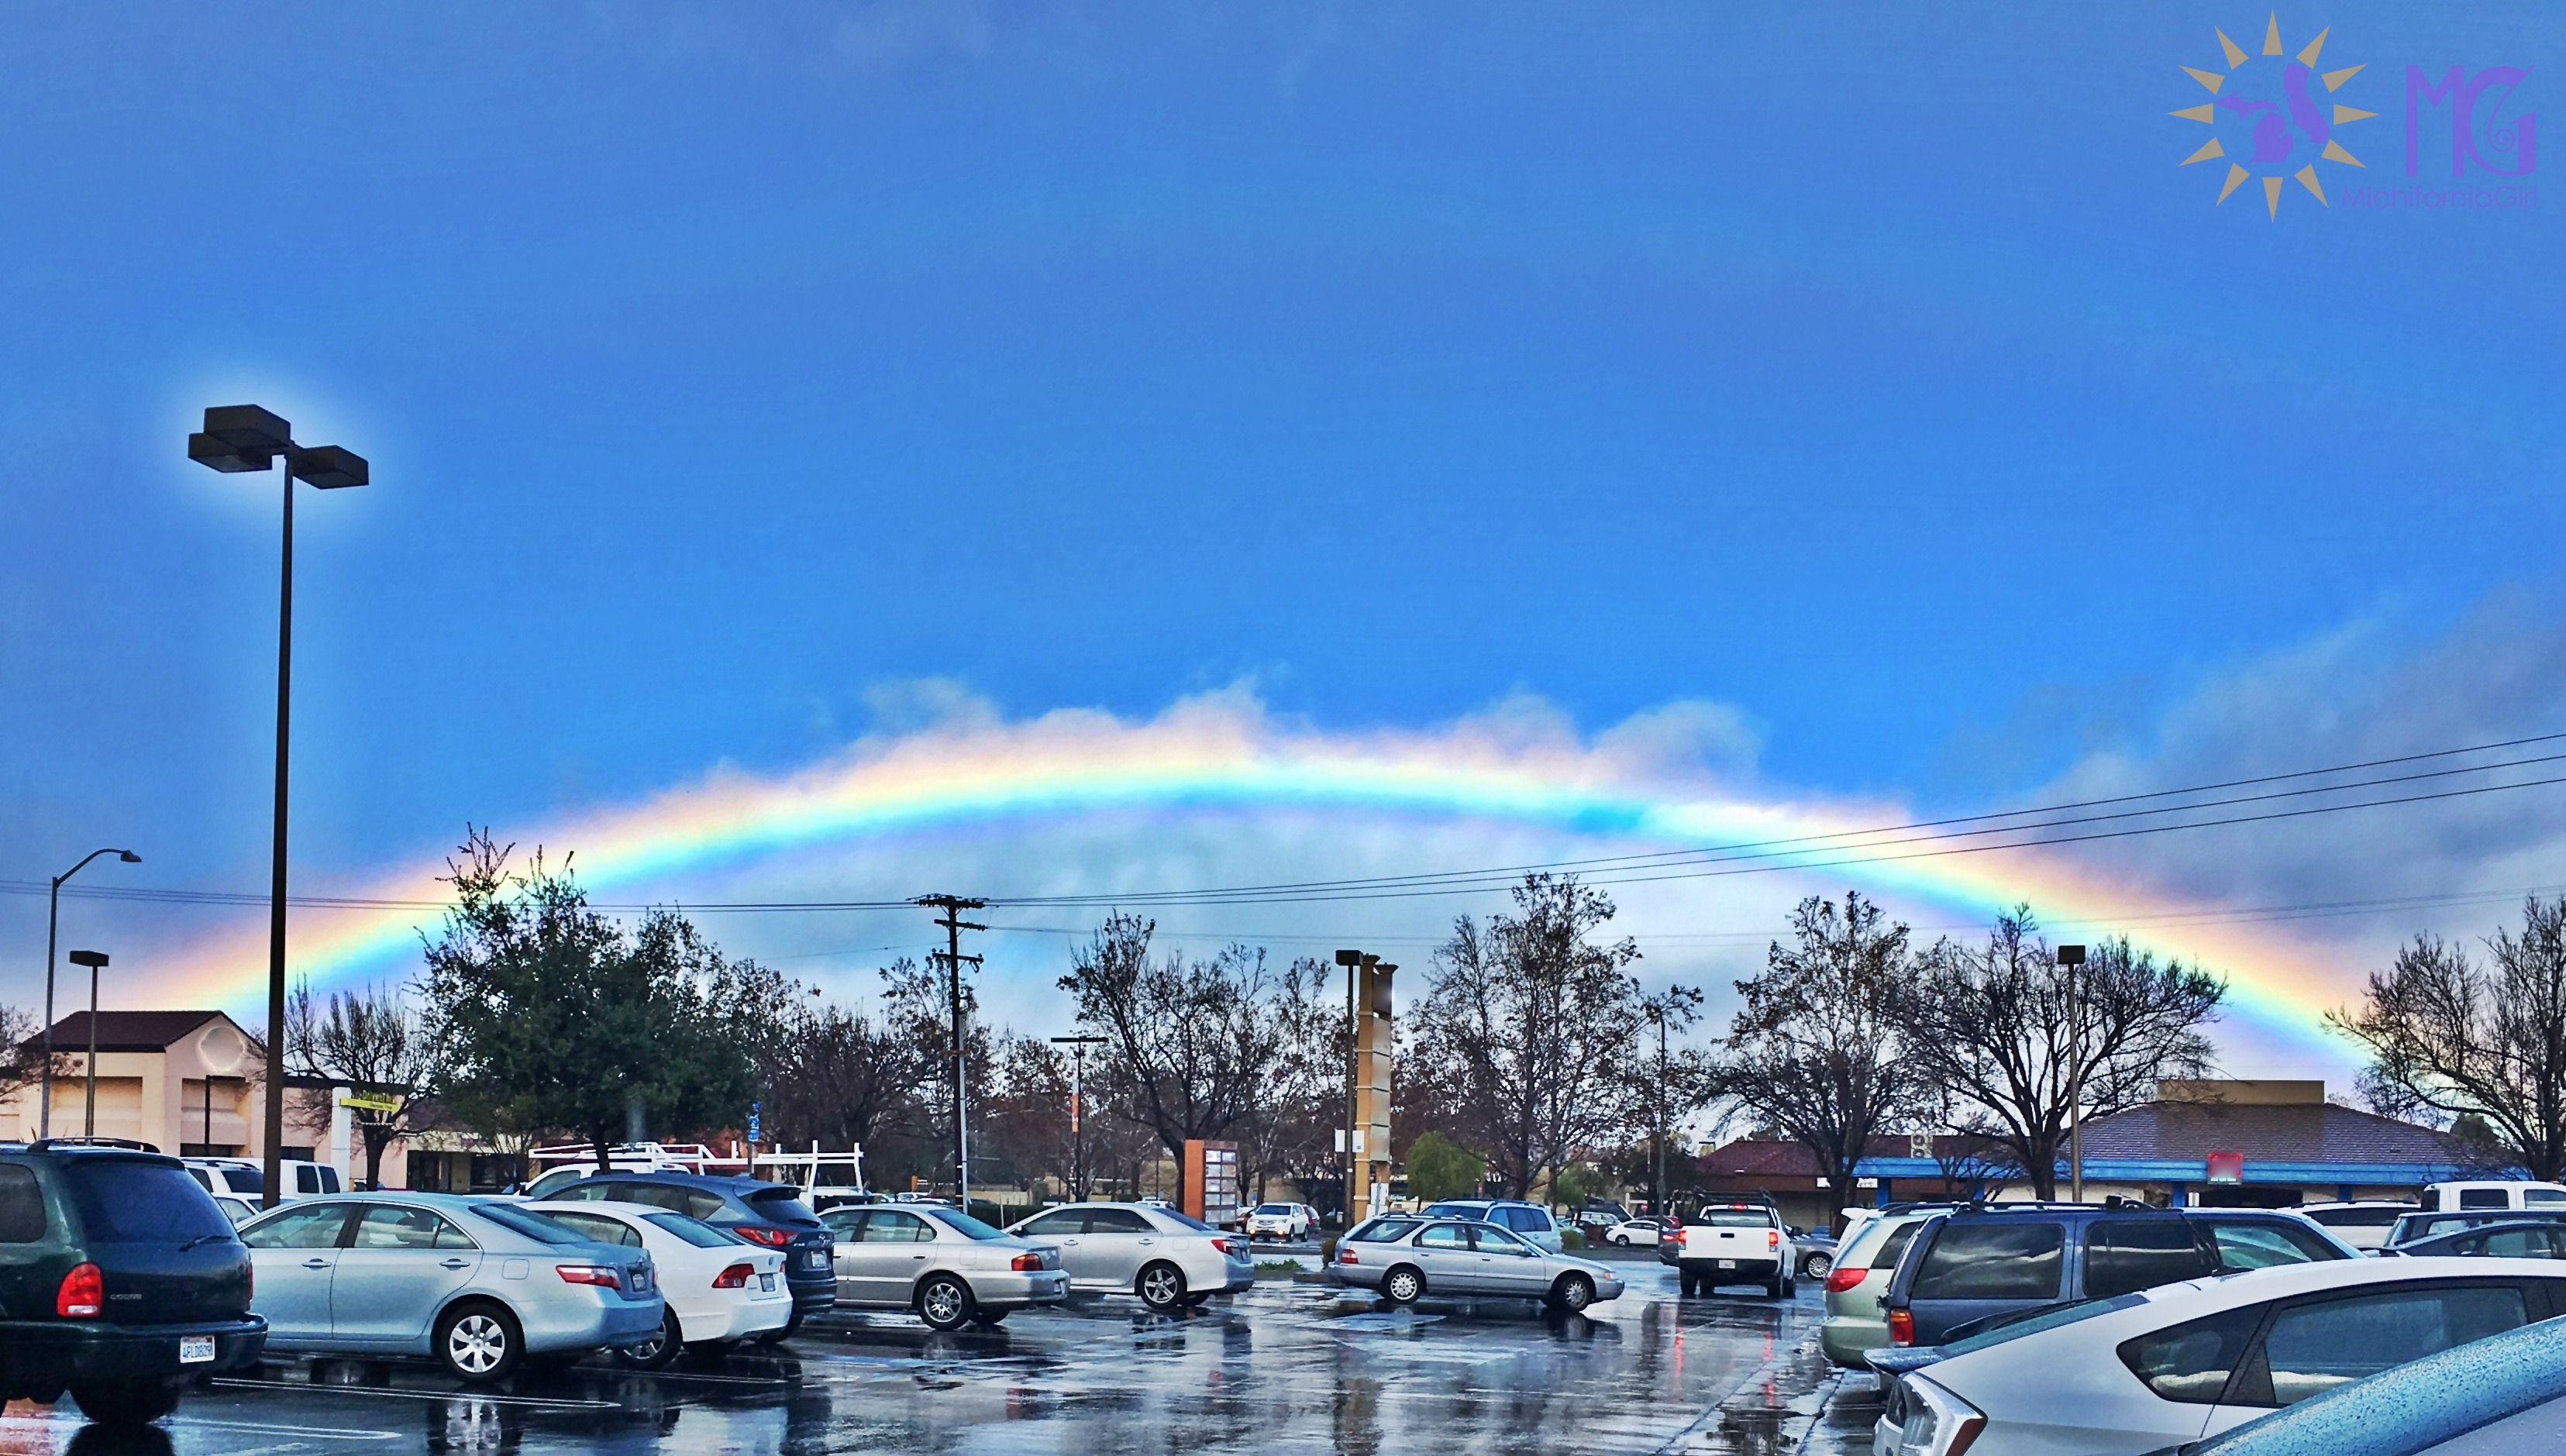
1051, 1033, 1107, 1201
918, 896, 987, 1209
2058, 944, 2088, 1202
1646, 1000, 1670, 1217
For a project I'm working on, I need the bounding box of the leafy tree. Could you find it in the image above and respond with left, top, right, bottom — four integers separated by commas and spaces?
760, 998, 923, 1165
1407, 874, 1646, 1199
2332, 897, 2566, 1180
1057, 913, 1288, 1207
1903, 908, 2223, 1198
1706, 892, 1925, 1233
284, 979, 439, 1189
1403, 1131, 1484, 1203
419, 830, 772, 1170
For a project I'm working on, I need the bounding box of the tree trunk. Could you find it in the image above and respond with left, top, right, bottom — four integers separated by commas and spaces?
363, 1125, 394, 1191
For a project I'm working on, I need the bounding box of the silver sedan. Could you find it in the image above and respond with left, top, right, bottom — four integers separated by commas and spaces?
239, 1194, 663, 1382
1004, 1202, 1257, 1313
1326, 1215, 1625, 1313
818, 1203, 1070, 1331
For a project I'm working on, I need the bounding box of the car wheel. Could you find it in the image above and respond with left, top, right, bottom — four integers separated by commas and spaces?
68, 1375, 184, 1427
1763, 1275, 1785, 1299
918, 1274, 976, 1332
615, 1308, 684, 1371
436, 1301, 524, 1383
1136, 1262, 1187, 1313
967, 1308, 1008, 1327
1800, 1252, 1832, 1280
1551, 1273, 1596, 1313
1679, 1269, 1698, 1298
1382, 1265, 1425, 1305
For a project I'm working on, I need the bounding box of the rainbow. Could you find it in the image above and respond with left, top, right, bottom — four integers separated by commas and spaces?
156, 697, 2356, 1053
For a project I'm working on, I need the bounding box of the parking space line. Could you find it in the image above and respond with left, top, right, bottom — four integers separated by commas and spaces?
209, 1379, 621, 1410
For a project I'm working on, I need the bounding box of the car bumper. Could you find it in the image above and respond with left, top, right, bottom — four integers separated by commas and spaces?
0, 1316, 267, 1393
682, 1292, 795, 1344
967, 1268, 1072, 1310
1820, 1314, 1890, 1367
785, 1273, 838, 1317
1322, 1263, 1383, 1290
1681, 1258, 1783, 1282
521, 1293, 669, 1354
1215, 1260, 1256, 1294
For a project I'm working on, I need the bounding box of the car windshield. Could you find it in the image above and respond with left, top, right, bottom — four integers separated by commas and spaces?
643, 1212, 740, 1248
1940, 1293, 2148, 1356
1255, 1204, 1293, 1215
921, 1207, 1010, 1239
66, 1159, 232, 1242
744, 1187, 820, 1224
467, 1203, 593, 1245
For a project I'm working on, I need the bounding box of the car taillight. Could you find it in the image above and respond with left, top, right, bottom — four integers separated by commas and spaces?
734, 1225, 793, 1248
1767, 1229, 1781, 1250
712, 1263, 754, 1289
1824, 1265, 1865, 1294
1011, 1251, 1044, 1272
57, 1262, 102, 1318
556, 1265, 621, 1287
1211, 1238, 1237, 1256
1337, 1246, 1360, 1265
1888, 1308, 1915, 1347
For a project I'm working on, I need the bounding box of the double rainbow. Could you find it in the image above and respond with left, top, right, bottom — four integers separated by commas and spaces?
154, 699, 2355, 1052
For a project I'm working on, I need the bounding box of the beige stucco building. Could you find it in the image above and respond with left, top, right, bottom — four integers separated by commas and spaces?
2, 1010, 366, 1175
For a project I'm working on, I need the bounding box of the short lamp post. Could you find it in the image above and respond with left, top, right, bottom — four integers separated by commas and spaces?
41, 848, 139, 1139
188, 405, 368, 1204
67, 951, 109, 1138
2058, 943, 2088, 1202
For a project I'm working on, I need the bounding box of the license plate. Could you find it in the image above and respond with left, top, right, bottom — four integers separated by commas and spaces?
1717, 1259, 1736, 1270
759, 1273, 776, 1291
178, 1335, 215, 1365
806, 1251, 828, 1269
632, 1268, 652, 1293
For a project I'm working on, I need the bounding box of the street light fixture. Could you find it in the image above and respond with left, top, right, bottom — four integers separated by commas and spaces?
67, 951, 108, 1138
2058, 944, 2088, 1202
188, 404, 369, 1205
41, 848, 139, 1139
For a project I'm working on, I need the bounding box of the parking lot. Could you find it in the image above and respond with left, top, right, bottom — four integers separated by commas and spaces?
10, 1255, 1833, 1456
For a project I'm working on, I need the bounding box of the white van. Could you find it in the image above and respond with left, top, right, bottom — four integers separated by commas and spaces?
2420, 1179, 2566, 1213
184, 1156, 343, 1204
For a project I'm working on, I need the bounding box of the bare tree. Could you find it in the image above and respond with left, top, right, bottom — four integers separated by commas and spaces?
1903, 909, 2223, 1198
761, 999, 924, 1170
1407, 874, 1647, 1200
0, 1005, 49, 1111
1706, 892, 1925, 1233
2332, 897, 2566, 1180
285, 979, 439, 1189
1056, 914, 1288, 1205
1235, 955, 1345, 1204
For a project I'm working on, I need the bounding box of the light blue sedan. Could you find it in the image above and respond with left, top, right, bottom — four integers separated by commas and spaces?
239, 1193, 663, 1381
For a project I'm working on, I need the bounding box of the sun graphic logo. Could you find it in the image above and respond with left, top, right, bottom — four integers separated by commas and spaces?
2171, 12, 2376, 217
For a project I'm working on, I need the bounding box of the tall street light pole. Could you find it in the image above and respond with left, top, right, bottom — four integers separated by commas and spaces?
1051, 1033, 1107, 1200
189, 405, 368, 1204
41, 848, 138, 1139
2058, 943, 2088, 1202
67, 952, 109, 1137
1644, 1000, 1669, 1217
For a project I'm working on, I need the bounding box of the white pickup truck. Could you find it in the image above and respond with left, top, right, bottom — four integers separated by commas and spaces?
1673, 1203, 1794, 1299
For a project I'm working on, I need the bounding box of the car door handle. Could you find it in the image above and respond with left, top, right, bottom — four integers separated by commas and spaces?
302, 1258, 329, 1268
442, 1258, 470, 1269
1138, 1238, 1155, 1246
911, 1253, 927, 1260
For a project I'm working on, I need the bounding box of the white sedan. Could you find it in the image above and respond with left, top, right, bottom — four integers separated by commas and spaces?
1605, 1219, 1667, 1247
536, 1202, 791, 1368
1876, 1256, 2566, 1456
1245, 1203, 1316, 1241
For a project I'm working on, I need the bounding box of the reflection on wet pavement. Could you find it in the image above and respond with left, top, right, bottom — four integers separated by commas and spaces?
7, 1262, 1820, 1455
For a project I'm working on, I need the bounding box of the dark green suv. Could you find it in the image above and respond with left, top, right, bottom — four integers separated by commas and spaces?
0, 1141, 267, 1426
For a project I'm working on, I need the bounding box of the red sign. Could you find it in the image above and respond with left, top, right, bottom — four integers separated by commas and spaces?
2206, 1151, 2244, 1184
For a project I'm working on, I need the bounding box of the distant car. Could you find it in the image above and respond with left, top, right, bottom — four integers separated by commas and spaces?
2385, 1208, 2566, 1249
0, 1143, 268, 1427
1605, 1218, 1667, 1247
1420, 1199, 1562, 1252
1571, 1206, 1628, 1240
529, 1202, 791, 1367
2292, 1200, 2418, 1252
1789, 1224, 1841, 1279
1245, 1203, 1317, 1241
2419, 1179, 2566, 1213
535, 1171, 835, 1337
2386, 1220, 2566, 1261
2160, 1303, 2566, 1456
1004, 1201, 1254, 1313
209, 1192, 261, 1227
822, 1203, 1071, 1330
185, 1156, 343, 1203
1875, 1256, 2566, 1456
238, 1194, 662, 1381
1326, 1214, 1624, 1313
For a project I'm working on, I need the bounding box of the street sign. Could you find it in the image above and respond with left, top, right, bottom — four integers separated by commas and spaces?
338, 1091, 401, 1114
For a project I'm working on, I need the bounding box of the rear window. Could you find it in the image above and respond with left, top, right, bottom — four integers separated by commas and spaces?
2527, 1189, 2566, 1207
2306, 1206, 2407, 1228
644, 1213, 740, 1248
2461, 1189, 2512, 1210
1689, 1210, 1776, 1228
1350, 1218, 1421, 1244
1874, 1220, 1924, 1275
921, 1207, 1008, 1240
744, 1188, 820, 1224
1156, 1208, 1217, 1233
66, 1160, 232, 1243
1910, 1221, 2065, 1301
467, 1203, 591, 1245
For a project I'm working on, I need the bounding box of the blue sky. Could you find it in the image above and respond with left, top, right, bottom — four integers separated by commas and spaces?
3, 4, 2559, 1072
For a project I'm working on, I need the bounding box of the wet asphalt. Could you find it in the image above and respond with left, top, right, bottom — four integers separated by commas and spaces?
9, 1253, 1826, 1456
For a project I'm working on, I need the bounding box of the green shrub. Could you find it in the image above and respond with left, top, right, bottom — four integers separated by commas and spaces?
1404, 1131, 1486, 1203
1559, 1228, 1586, 1251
